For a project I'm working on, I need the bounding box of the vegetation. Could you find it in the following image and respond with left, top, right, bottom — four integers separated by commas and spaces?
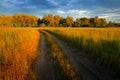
0, 28, 40, 80
0, 13, 120, 79
0, 14, 38, 27
41, 30, 79, 80
0, 13, 120, 27
46, 28, 120, 76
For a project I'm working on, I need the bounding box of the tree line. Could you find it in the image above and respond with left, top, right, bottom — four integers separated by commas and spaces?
0, 13, 120, 27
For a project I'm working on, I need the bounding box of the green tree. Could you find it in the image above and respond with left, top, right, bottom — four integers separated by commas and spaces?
76, 18, 81, 27
60, 18, 67, 27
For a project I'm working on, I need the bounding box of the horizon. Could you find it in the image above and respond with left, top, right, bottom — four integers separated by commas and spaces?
0, 0, 120, 22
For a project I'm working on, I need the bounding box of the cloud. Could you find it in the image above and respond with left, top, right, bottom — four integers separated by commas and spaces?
57, 10, 65, 14
57, 8, 120, 22
27, 0, 58, 9
101, 13, 120, 22
68, 10, 88, 14
99, 15, 109, 18
57, 10, 89, 14
0, 0, 120, 22
57, 10, 90, 18
95, 0, 120, 9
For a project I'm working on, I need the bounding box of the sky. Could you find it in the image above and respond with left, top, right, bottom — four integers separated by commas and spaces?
0, 0, 120, 22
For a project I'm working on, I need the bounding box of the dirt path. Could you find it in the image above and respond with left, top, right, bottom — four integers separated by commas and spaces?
50, 33, 116, 80
33, 33, 56, 80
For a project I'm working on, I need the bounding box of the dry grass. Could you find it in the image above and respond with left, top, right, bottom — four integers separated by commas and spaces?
0, 28, 40, 80
45, 27, 120, 76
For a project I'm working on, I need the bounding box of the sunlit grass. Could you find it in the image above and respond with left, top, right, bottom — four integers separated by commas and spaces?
0, 28, 40, 80
46, 27, 120, 76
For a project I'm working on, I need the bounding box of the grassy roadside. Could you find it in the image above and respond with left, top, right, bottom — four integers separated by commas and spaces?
45, 28, 120, 78
0, 28, 40, 80
40, 30, 80, 80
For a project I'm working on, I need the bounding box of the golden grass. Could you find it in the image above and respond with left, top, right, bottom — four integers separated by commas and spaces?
45, 27, 120, 76
0, 28, 40, 80
44, 27, 120, 41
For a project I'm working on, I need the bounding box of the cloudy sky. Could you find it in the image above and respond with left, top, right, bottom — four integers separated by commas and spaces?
0, 0, 120, 22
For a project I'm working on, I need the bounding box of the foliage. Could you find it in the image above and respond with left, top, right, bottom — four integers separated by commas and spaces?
66, 16, 74, 27
0, 14, 38, 27
0, 13, 120, 27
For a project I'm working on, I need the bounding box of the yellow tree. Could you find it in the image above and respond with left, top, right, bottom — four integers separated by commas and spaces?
43, 14, 54, 26
13, 13, 20, 26
0, 15, 11, 26
12, 13, 38, 27
6, 16, 14, 27
66, 16, 74, 27
84, 17, 89, 25
54, 15, 61, 26
30, 15, 38, 27
94, 16, 100, 24
93, 16, 101, 27
100, 18, 107, 25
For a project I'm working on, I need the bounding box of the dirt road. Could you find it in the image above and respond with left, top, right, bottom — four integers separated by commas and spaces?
33, 33, 56, 80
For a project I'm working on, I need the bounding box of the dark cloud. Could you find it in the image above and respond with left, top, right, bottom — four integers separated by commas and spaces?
96, 0, 120, 9
0, 0, 120, 22
27, 0, 58, 10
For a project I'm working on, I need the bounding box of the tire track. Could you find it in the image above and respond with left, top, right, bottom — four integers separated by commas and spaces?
33, 33, 56, 80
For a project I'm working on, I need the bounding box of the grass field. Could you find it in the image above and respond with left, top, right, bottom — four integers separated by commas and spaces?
0, 28, 40, 80
45, 27, 120, 75
0, 27, 120, 80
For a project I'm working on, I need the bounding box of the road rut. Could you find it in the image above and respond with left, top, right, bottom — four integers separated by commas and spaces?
33, 33, 56, 80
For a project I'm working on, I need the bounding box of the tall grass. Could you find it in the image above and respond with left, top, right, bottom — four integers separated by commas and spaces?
0, 28, 40, 80
46, 28, 120, 76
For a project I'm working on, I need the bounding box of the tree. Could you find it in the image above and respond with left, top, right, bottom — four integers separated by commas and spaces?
60, 18, 67, 27
37, 18, 41, 26
81, 17, 90, 26
108, 21, 113, 27
0, 15, 13, 27
66, 16, 74, 27
54, 15, 61, 26
94, 16, 101, 27
6, 16, 14, 27
30, 15, 38, 27
100, 18, 107, 27
0, 13, 118, 27
75, 18, 81, 27
43, 14, 54, 26
100, 18, 107, 24
94, 16, 99, 24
